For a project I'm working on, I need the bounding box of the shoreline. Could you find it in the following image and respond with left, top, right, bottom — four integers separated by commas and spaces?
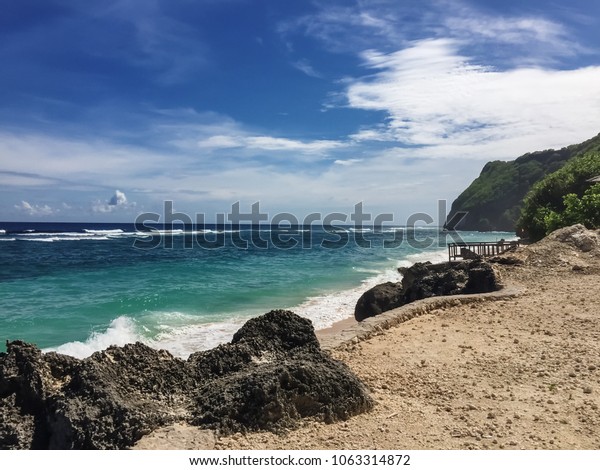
137, 225, 600, 450
315, 284, 522, 351
3, 225, 513, 359
4, 225, 598, 450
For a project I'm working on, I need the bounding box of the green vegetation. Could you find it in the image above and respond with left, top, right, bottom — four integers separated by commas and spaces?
446, 133, 600, 232
516, 152, 600, 241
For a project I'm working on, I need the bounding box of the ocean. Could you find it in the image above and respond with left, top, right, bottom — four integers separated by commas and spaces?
0, 222, 515, 358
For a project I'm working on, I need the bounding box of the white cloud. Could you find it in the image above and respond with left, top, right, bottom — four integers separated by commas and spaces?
15, 200, 55, 216
197, 134, 346, 154
344, 38, 600, 159
292, 59, 322, 78
350, 127, 395, 142
196, 135, 242, 149
109, 189, 127, 206
0, 132, 169, 183
440, 3, 588, 63
334, 158, 363, 166
447, 16, 565, 45
278, 2, 406, 53
245, 136, 345, 153
282, 0, 588, 66
93, 190, 135, 213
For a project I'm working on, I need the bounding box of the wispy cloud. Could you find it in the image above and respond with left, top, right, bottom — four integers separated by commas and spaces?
447, 15, 566, 45
195, 132, 347, 155
291, 59, 322, 78
0, 131, 170, 185
281, 0, 587, 66
14, 200, 55, 217
245, 135, 346, 153
278, 1, 409, 53
0, 170, 67, 188
343, 38, 600, 158
334, 158, 363, 166
441, 3, 588, 65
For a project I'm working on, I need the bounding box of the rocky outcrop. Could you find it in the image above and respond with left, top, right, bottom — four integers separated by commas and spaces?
0, 310, 373, 449
47, 343, 194, 450
519, 224, 600, 268
355, 260, 500, 321
546, 224, 599, 253
354, 282, 404, 322
188, 311, 373, 433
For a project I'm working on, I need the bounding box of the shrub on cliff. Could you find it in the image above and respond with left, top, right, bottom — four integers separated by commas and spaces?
517, 152, 600, 241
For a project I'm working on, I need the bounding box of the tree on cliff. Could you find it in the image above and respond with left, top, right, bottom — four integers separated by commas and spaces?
517, 152, 600, 241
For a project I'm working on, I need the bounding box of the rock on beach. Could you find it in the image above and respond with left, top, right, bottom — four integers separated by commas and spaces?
355, 260, 500, 321
0, 310, 373, 449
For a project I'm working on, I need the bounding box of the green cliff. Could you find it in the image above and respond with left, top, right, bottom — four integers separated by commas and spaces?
445, 133, 600, 232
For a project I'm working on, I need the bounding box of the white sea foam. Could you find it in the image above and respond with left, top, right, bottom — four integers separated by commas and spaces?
43, 248, 453, 359
195, 229, 240, 234
18, 231, 113, 238
13, 229, 142, 241
294, 248, 449, 330
293, 266, 401, 330
83, 229, 124, 234
397, 248, 449, 267
44, 316, 142, 359
148, 229, 185, 235
0, 237, 16, 241
0, 229, 5, 234
107, 232, 140, 238
16, 232, 76, 237
149, 318, 247, 358
352, 267, 383, 274
19, 236, 111, 242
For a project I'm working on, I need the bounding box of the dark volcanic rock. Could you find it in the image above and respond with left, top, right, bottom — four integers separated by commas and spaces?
355, 260, 500, 321
191, 310, 372, 433
464, 261, 499, 293
188, 310, 321, 379
400, 261, 469, 303
47, 342, 194, 449
0, 341, 191, 449
0, 310, 373, 449
0, 394, 36, 449
354, 282, 404, 322
194, 356, 372, 433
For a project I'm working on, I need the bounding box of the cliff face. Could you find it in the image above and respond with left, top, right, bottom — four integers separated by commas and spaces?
445, 133, 600, 232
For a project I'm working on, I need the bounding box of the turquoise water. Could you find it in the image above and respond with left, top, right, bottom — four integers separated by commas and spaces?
0, 223, 515, 357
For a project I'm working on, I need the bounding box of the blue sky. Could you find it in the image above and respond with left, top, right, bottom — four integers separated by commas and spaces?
1, 0, 600, 223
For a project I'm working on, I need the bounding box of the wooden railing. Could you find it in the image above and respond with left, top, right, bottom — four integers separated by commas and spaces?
448, 240, 519, 261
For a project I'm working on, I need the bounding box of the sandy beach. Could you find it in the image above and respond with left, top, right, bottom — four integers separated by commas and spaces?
135, 226, 600, 450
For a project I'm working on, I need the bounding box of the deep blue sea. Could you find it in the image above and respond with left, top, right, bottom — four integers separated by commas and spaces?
0, 222, 515, 358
